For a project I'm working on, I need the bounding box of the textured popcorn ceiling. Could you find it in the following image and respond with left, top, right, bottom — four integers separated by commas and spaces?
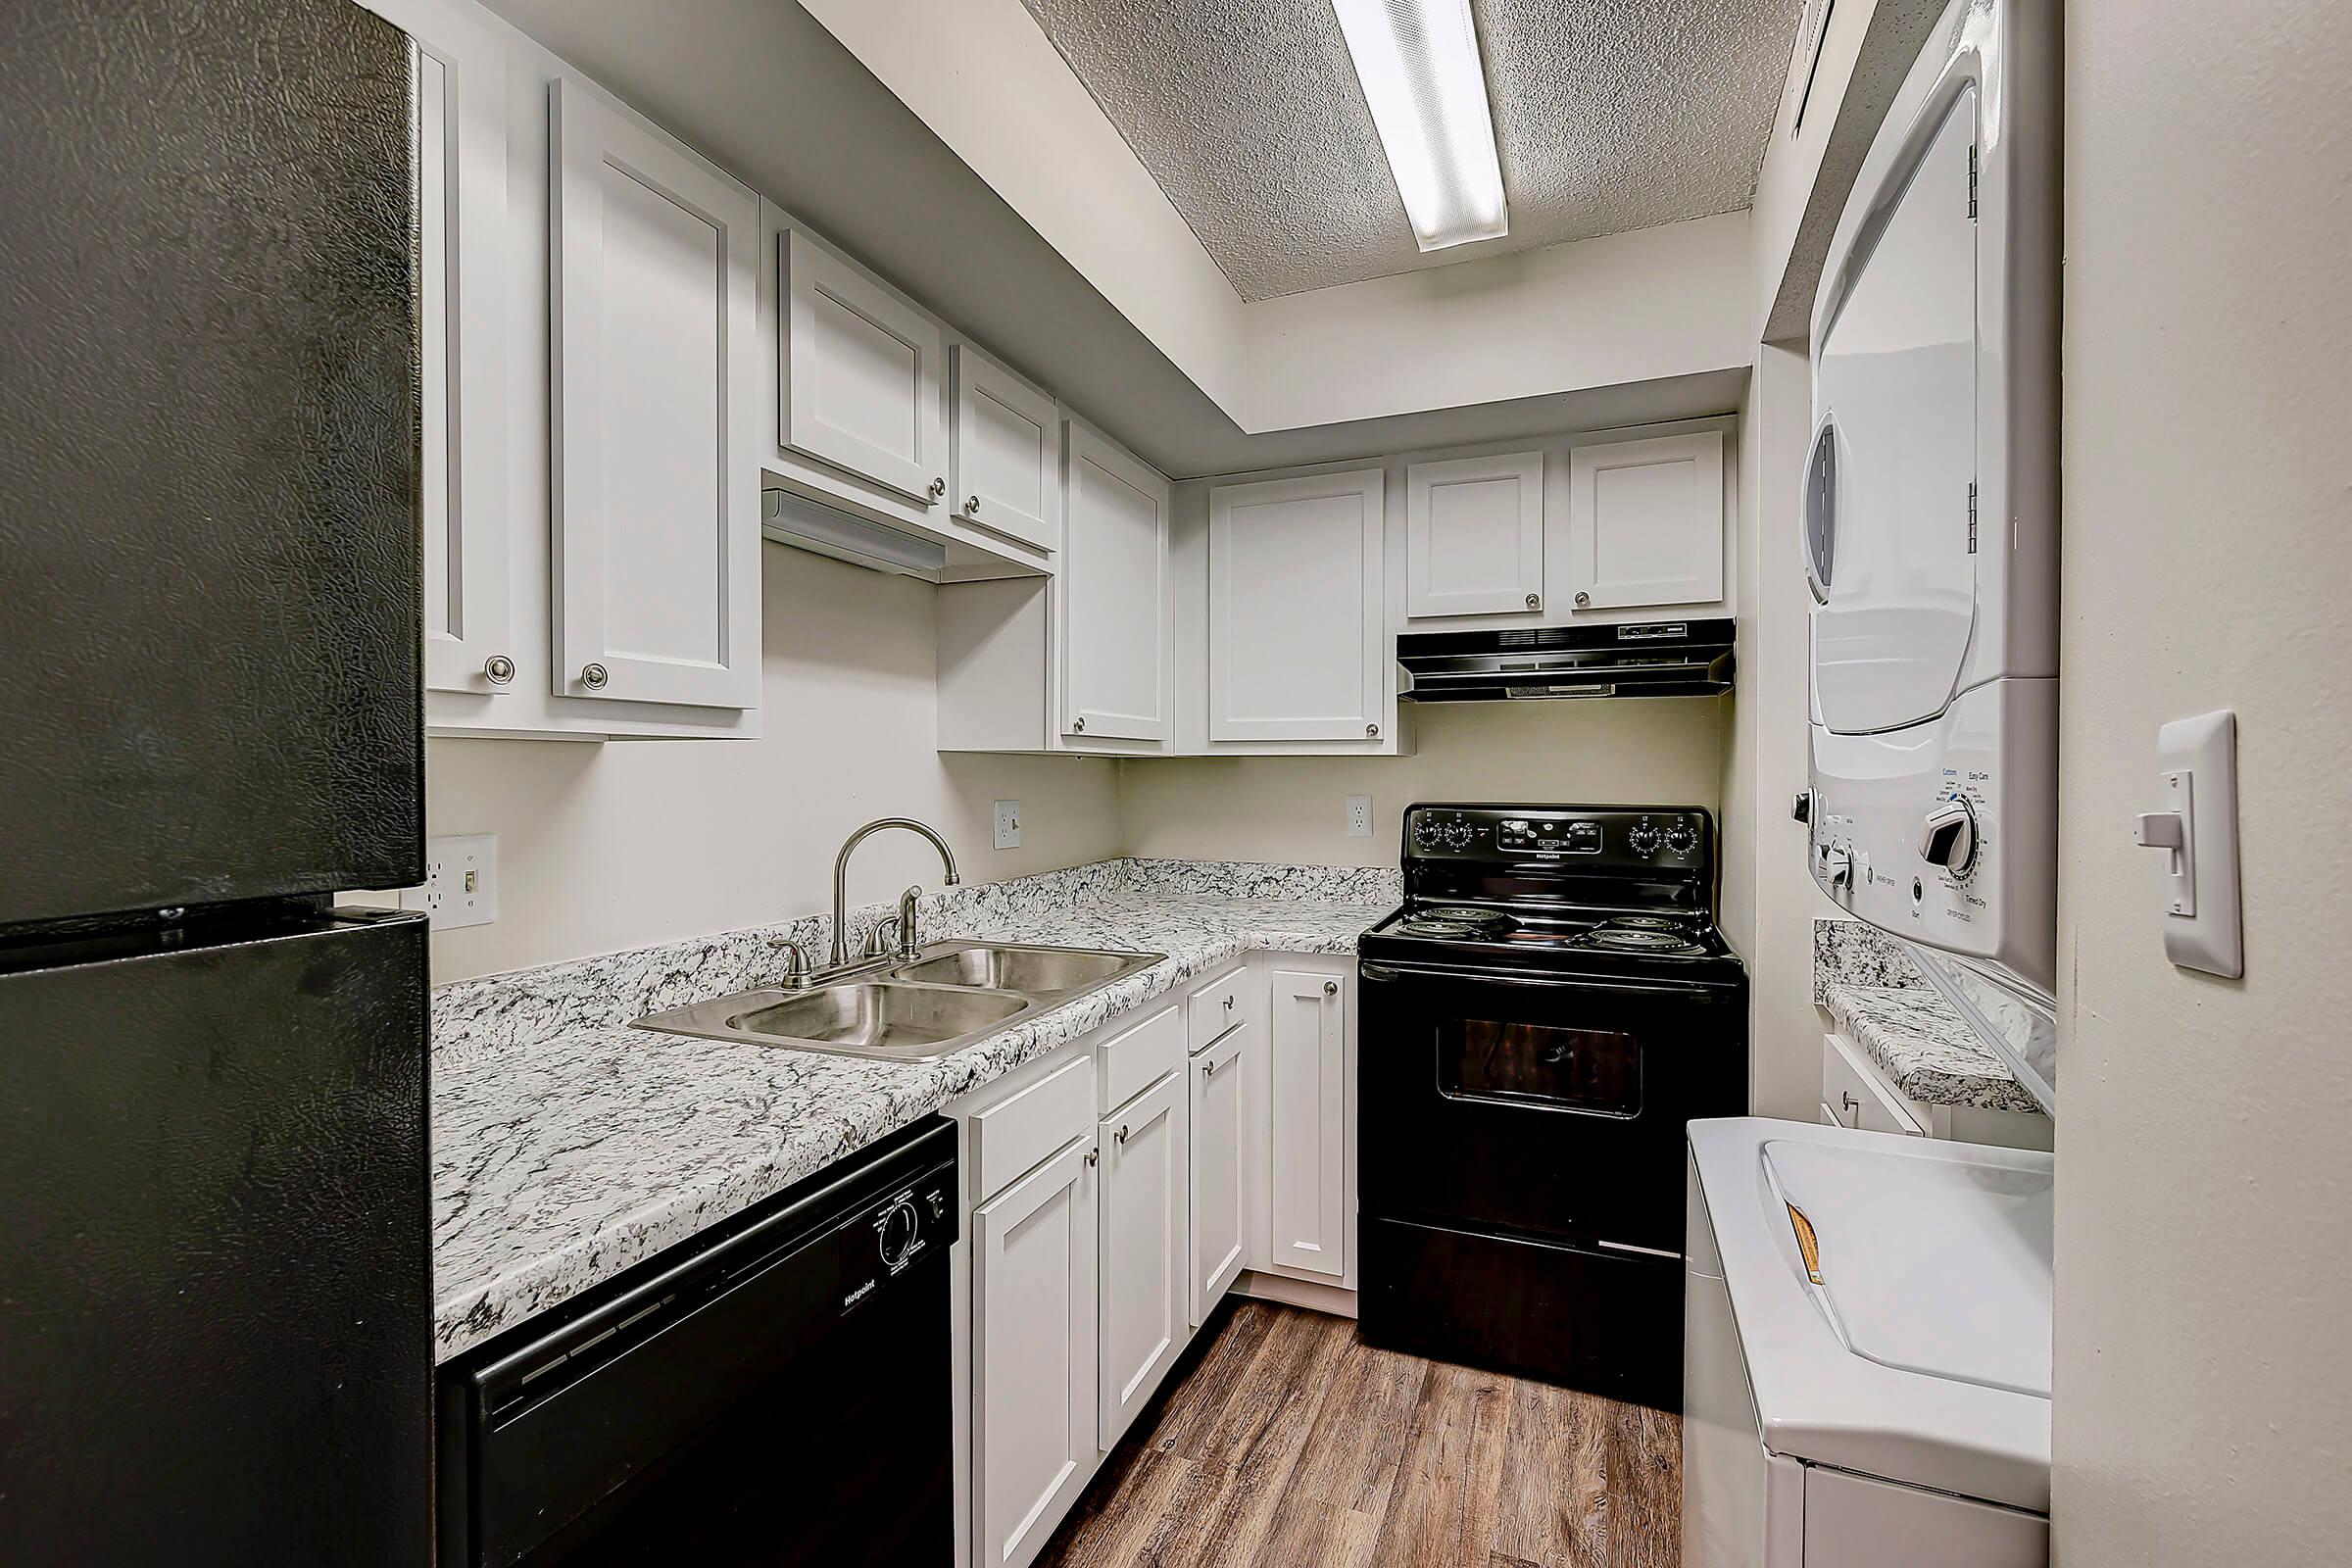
1022, 0, 1802, 301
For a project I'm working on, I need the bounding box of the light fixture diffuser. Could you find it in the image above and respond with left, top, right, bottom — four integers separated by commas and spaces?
1332, 0, 1508, 252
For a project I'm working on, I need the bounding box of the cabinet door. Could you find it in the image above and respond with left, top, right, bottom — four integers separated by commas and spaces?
1405, 450, 1544, 618
550, 82, 760, 709
1188, 1025, 1249, 1327
1264, 969, 1348, 1281
372, 0, 512, 696
974, 1138, 1098, 1568
1097, 1071, 1186, 1448
782, 228, 948, 506
1058, 423, 1171, 743
1565, 430, 1725, 611
1207, 468, 1385, 743
953, 342, 1060, 553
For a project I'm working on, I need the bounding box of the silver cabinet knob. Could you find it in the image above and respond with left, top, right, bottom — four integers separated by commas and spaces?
963, 495, 980, 515
1084, 1148, 1099, 1168
1525, 593, 1541, 610
1114, 1123, 1130, 1146
1574, 591, 1592, 608
1203, 1057, 1218, 1077
580, 662, 610, 690
1324, 980, 1338, 997
1223, 995, 1235, 1011
1365, 722, 1380, 738
482, 654, 515, 685
1071, 716, 1086, 733
927, 476, 946, 500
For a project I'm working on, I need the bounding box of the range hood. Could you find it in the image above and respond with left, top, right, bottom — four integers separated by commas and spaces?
1397, 617, 1736, 702
761, 487, 948, 577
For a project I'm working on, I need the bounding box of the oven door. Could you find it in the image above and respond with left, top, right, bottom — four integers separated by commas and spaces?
1358, 959, 1746, 1255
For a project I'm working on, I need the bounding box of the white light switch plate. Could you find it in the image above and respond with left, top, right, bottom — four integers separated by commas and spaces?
1346, 795, 1374, 838
401, 834, 498, 930
993, 800, 1021, 851
2145, 711, 2241, 978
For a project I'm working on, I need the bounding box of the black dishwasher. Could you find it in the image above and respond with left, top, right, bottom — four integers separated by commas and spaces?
439, 1115, 958, 1566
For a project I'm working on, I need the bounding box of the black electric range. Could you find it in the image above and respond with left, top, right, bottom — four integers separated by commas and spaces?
1355, 804, 1748, 1409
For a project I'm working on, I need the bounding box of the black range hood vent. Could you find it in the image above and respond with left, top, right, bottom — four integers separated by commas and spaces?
1397, 617, 1736, 703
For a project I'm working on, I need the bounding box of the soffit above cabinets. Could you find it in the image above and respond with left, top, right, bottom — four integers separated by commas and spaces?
1020, 0, 1804, 301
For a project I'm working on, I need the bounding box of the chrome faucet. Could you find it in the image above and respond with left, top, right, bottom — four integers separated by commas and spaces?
831, 818, 960, 968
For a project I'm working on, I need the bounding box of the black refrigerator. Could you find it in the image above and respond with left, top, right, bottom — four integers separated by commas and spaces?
0, 0, 434, 1560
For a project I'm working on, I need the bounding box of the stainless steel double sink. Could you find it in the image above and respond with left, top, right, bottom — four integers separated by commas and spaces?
630, 940, 1167, 1062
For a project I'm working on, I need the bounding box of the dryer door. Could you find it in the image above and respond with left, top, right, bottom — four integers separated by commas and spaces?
1811, 88, 1979, 736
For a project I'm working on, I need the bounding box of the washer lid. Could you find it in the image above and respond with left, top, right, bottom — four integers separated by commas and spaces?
1689, 1117, 2052, 1514
1811, 86, 1981, 736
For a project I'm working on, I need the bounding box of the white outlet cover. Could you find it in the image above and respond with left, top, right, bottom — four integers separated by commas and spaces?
993, 800, 1021, 851
1346, 795, 1374, 838
401, 834, 498, 931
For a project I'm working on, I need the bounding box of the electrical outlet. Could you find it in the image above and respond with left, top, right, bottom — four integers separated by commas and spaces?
993, 800, 1022, 851
1346, 795, 1374, 838
400, 834, 498, 930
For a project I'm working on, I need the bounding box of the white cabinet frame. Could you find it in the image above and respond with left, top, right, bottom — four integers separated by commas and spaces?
371, 0, 512, 697
1188, 1024, 1250, 1326
1564, 429, 1726, 611
1057, 420, 1173, 744
1096, 1070, 1187, 1448
1404, 450, 1544, 618
1259, 965, 1350, 1282
781, 227, 948, 506
952, 342, 1061, 555
549, 80, 760, 710
1206, 467, 1386, 743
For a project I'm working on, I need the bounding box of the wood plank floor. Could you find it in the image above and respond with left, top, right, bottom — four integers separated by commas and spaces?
1035, 1301, 1681, 1568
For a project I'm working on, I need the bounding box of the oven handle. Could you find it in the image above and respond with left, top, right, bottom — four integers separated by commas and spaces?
1358, 961, 1728, 1004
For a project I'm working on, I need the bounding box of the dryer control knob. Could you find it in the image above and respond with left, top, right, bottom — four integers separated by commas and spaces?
1821, 842, 1853, 890
1919, 798, 1980, 875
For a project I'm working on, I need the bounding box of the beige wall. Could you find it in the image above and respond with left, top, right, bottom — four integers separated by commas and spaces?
419, 545, 1122, 981
2052, 2, 2352, 1562
1717, 342, 1838, 1119
1117, 699, 1723, 866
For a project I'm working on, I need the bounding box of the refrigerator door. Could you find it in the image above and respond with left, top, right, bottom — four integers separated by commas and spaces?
0, 907, 431, 1562
0, 0, 423, 926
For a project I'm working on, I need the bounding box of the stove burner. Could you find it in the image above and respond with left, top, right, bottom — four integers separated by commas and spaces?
1578, 927, 1707, 955
1396, 905, 1520, 940
1604, 915, 1687, 932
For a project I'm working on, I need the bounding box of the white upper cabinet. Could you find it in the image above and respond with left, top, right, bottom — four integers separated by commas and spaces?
1565, 429, 1726, 612
780, 228, 948, 507
952, 342, 1061, 555
1059, 421, 1172, 744
1404, 450, 1544, 619
550, 80, 760, 710
370, 0, 512, 697
1206, 468, 1386, 744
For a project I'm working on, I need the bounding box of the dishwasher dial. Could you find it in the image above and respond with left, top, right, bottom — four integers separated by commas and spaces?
876, 1197, 920, 1272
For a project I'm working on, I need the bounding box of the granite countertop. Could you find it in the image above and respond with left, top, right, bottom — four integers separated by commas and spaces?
429, 859, 1396, 1364
1812, 919, 2041, 1115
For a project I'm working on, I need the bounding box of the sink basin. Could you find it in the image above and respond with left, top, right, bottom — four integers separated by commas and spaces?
730, 982, 1026, 1054
891, 942, 1153, 995
631, 940, 1165, 1062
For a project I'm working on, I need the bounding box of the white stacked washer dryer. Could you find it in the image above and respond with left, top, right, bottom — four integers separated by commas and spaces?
1684, 2, 2063, 1562
1802, 0, 2062, 998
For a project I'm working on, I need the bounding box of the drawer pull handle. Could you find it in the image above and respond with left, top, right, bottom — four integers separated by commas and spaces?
1114, 1123, 1130, 1146
1202, 1058, 1217, 1077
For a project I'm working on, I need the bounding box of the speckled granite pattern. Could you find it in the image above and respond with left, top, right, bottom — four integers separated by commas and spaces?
431, 859, 1395, 1362
1822, 984, 2044, 1115
1812, 917, 1930, 1003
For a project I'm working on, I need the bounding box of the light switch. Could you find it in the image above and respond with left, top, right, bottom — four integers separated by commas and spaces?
992, 800, 1021, 851
2134, 711, 2241, 978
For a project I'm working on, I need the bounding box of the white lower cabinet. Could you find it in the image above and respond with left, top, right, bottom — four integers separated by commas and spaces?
1096, 1070, 1187, 1448
972, 1136, 1097, 1568
1262, 966, 1350, 1283
1188, 1023, 1249, 1326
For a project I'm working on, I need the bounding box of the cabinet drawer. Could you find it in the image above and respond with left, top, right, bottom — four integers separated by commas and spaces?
1187, 965, 1251, 1054
1098, 1002, 1184, 1113
1822, 1032, 1925, 1136
971, 1052, 1096, 1201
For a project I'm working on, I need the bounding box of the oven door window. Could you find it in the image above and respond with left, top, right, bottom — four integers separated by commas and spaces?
1439, 1018, 1642, 1118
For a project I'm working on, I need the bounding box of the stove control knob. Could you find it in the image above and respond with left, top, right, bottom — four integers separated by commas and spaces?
1411, 817, 1444, 851
1442, 820, 1474, 850
1628, 821, 1664, 858
1919, 797, 1980, 875
1665, 819, 1698, 856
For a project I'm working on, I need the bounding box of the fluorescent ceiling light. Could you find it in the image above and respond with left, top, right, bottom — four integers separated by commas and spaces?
1332, 0, 1508, 252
